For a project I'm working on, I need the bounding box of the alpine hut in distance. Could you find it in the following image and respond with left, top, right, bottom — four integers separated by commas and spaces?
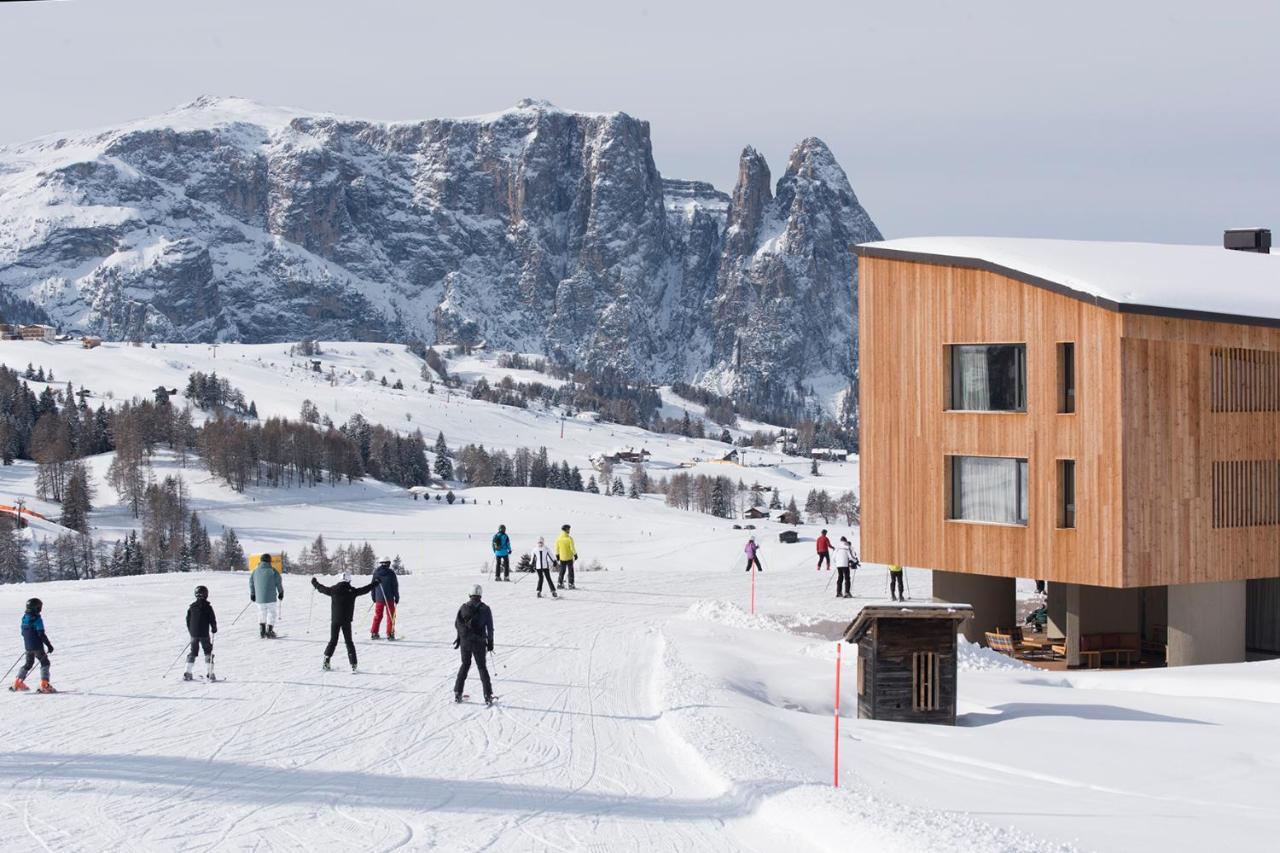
842, 603, 974, 726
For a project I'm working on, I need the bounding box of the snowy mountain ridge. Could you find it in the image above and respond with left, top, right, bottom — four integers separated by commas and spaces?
0, 96, 882, 411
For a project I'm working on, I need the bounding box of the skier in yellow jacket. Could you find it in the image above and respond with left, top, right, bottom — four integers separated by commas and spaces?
554, 524, 578, 590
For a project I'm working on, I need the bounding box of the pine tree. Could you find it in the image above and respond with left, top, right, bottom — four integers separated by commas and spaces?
311, 534, 332, 574
33, 538, 54, 582
220, 528, 246, 572
570, 466, 584, 491
811, 457, 820, 476
391, 554, 405, 575
628, 479, 640, 499
433, 432, 454, 480
60, 462, 93, 534
611, 476, 625, 496
769, 488, 782, 510
586, 475, 600, 494
446, 490, 456, 505
0, 520, 30, 584
357, 542, 376, 574
710, 479, 729, 518
785, 496, 800, 525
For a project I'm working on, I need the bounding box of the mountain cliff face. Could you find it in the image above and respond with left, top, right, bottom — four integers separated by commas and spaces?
0, 96, 880, 410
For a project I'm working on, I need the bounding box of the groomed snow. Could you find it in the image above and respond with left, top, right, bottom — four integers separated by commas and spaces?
860, 236, 1280, 323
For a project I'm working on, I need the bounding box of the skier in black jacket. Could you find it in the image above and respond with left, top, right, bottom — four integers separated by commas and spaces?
453, 584, 494, 704
312, 571, 377, 672
184, 585, 218, 681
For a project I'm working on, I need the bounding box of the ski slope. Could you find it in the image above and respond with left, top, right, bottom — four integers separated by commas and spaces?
2, 475, 1279, 851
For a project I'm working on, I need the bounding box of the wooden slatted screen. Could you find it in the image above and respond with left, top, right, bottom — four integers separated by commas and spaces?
1211, 347, 1280, 412
1211, 460, 1280, 528
911, 652, 939, 711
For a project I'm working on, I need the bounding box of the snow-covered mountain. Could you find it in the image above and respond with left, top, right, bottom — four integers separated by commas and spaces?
0, 96, 881, 406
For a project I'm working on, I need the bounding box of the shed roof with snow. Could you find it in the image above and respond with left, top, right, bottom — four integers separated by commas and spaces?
857, 237, 1280, 327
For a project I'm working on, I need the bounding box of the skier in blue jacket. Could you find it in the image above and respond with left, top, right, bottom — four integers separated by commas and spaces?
491, 524, 512, 582
12, 598, 55, 693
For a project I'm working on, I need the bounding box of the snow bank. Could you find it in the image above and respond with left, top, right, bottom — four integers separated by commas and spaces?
959, 636, 1039, 672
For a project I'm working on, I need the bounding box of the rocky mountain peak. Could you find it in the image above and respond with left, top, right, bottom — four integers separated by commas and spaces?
0, 99, 880, 417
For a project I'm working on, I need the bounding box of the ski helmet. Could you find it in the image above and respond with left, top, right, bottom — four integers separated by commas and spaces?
194, 585, 209, 599
377, 559, 391, 569
339, 570, 352, 584
25, 598, 42, 614
537, 536, 545, 545
471, 584, 483, 598
498, 524, 506, 533
561, 524, 571, 532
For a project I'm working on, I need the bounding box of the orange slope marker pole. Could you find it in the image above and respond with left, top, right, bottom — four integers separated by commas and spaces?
834, 641, 842, 788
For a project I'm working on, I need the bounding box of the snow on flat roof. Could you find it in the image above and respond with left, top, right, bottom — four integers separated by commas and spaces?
859, 236, 1280, 323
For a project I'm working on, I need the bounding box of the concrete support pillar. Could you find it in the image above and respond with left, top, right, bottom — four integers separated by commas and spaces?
932, 570, 1015, 644
1168, 581, 1246, 666
1065, 583, 1081, 668
1046, 583, 1067, 640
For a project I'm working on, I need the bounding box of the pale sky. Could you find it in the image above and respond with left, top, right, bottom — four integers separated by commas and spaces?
4, 0, 1279, 243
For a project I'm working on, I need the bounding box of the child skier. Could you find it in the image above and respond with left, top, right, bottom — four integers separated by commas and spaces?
12, 597, 55, 693
312, 571, 377, 672
744, 536, 762, 572
531, 536, 558, 598
370, 559, 399, 640
185, 585, 218, 681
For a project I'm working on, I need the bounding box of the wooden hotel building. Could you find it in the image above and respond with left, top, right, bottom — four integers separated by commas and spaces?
855, 230, 1280, 666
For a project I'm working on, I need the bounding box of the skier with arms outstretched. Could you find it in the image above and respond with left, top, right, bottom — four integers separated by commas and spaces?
312, 571, 377, 672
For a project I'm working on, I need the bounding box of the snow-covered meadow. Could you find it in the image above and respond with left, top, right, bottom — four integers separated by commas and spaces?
1, 340, 1279, 851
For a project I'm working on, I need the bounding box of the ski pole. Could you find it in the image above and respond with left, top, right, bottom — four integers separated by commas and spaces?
2, 652, 25, 682
231, 600, 253, 626
824, 568, 837, 594
307, 588, 315, 635
163, 641, 191, 679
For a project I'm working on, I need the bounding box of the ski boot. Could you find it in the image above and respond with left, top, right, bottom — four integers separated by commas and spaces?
371, 632, 381, 640
38, 680, 56, 694
183, 671, 194, 681
207, 655, 216, 682
387, 632, 395, 641
454, 693, 463, 703
322, 657, 332, 671
266, 625, 277, 639
260, 623, 267, 639
10, 678, 29, 692
537, 592, 542, 598
484, 695, 494, 706
552, 590, 558, 598
351, 663, 358, 673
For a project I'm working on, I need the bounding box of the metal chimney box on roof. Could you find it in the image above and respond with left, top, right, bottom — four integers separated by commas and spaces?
1223, 228, 1271, 253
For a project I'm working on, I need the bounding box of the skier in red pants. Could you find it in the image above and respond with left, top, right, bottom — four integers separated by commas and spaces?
370, 559, 399, 640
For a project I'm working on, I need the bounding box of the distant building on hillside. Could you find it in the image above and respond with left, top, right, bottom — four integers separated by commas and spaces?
18, 324, 55, 342
81, 336, 102, 349
811, 448, 848, 461
856, 228, 1280, 667
744, 507, 770, 520
0, 324, 18, 341
598, 447, 650, 465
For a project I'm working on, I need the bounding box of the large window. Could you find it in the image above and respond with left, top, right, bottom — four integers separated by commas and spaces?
948, 344, 1026, 411
949, 455, 1029, 525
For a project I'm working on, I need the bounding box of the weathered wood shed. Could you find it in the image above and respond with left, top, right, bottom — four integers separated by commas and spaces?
841, 603, 973, 725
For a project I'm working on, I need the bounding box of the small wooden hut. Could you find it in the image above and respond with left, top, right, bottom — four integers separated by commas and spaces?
841, 603, 973, 726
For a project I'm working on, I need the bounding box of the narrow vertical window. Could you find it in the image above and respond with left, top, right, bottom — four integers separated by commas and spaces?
1058, 342, 1076, 413
1058, 460, 1076, 529
912, 652, 939, 711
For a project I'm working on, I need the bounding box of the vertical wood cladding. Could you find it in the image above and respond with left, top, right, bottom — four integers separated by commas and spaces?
859, 253, 1280, 589
858, 255, 1124, 586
